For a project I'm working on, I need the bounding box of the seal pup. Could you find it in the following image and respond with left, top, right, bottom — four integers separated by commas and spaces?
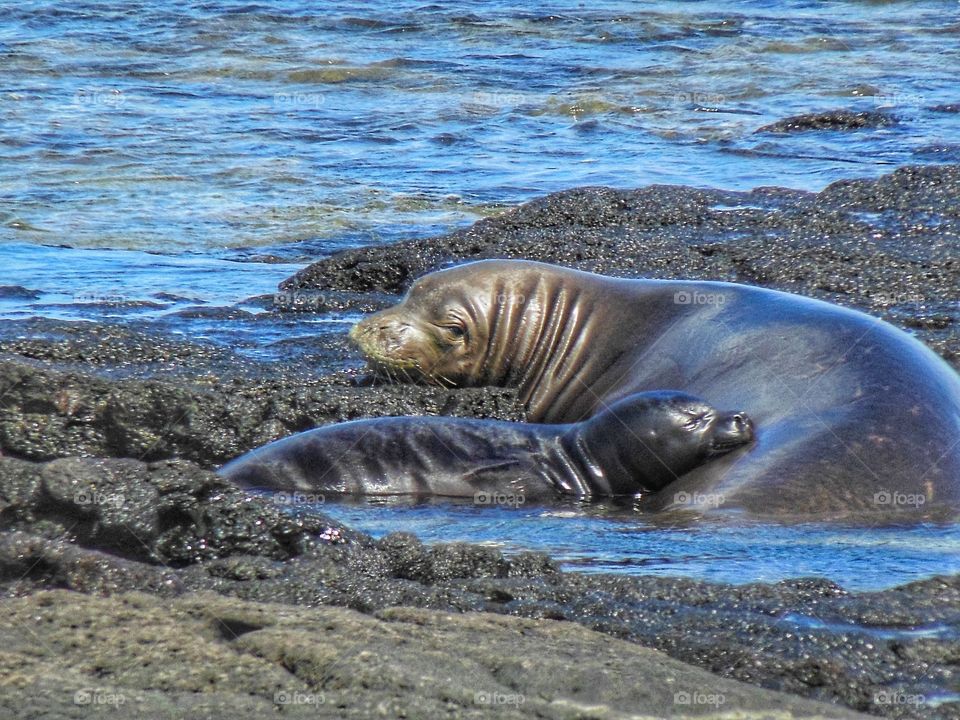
349, 259, 960, 518
220, 391, 754, 500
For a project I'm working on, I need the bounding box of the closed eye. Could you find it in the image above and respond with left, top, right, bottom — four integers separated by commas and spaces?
682, 412, 711, 430
443, 325, 466, 340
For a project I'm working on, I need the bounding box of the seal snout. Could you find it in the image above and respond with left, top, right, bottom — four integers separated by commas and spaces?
348, 316, 380, 343
347, 320, 365, 345
349, 316, 394, 362
350, 315, 398, 354
708, 410, 755, 455
350, 311, 440, 380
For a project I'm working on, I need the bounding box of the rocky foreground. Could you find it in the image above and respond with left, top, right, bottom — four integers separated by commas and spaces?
1, 165, 959, 719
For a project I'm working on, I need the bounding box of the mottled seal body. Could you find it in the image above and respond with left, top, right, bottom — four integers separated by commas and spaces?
350, 260, 960, 517
220, 392, 754, 500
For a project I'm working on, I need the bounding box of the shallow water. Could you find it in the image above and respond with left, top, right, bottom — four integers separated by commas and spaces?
2, 1, 959, 589
310, 499, 960, 591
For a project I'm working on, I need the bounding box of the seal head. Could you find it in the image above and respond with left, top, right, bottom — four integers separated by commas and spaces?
348, 260, 605, 394
569, 391, 754, 495
348, 265, 499, 386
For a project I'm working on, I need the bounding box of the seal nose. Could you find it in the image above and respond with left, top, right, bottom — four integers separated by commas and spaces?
730, 412, 754, 441
348, 319, 377, 350
348, 321, 364, 344
707, 410, 755, 456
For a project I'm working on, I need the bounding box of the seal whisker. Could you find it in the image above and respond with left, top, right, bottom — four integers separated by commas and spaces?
434, 372, 456, 388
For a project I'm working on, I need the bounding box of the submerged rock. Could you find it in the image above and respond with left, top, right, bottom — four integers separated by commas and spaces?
757, 109, 897, 132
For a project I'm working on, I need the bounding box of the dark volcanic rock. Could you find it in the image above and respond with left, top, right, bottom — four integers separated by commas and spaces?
0, 451, 956, 718
0, 456, 355, 568
0, 531, 185, 596
1, 498, 956, 718
0, 357, 522, 467
0, 318, 237, 371
757, 109, 897, 133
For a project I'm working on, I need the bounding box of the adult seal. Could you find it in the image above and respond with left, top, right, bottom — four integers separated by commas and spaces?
220, 391, 754, 500
349, 259, 960, 518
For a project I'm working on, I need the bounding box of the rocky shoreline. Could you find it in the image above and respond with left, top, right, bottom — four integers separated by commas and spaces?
1, 165, 959, 719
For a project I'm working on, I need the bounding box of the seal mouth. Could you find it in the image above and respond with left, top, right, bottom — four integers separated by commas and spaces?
358, 348, 425, 383
708, 411, 755, 456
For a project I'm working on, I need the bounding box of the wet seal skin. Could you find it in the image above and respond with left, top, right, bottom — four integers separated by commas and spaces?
219, 391, 754, 500
348, 259, 960, 519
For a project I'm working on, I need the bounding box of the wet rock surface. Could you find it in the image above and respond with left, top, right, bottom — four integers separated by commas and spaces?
0, 456, 360, 570
0, 354, 522, 467
1, 473, 957, 720
2, 165, 959, 719
757, 109, 898, 133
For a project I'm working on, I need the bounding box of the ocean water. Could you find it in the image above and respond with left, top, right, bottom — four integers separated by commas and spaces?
2, 0, 959, 589
310, 498, 960, 591
3, 0, 960, 253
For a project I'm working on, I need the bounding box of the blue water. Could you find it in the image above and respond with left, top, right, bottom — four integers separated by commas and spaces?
3, 1, 960, 251
310, 500, 960, 591
2, 0, 959, 589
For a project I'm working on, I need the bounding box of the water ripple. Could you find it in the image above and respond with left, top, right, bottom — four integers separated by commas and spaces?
2, 0, 958, 250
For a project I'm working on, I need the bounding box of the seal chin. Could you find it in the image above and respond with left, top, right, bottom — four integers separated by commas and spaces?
707, 412, 754, 456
